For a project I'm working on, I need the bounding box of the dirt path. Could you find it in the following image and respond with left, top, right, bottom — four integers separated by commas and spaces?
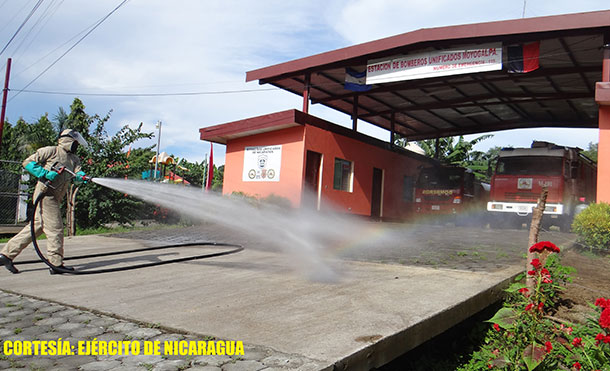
557, 248, 610, 324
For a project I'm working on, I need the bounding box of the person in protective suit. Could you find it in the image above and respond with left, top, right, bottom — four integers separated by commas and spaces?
0, 129, 89, 274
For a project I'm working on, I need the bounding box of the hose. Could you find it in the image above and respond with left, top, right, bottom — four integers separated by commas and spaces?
25, 191, 243, 275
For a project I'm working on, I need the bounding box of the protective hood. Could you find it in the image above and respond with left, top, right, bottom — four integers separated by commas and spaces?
58, 129, 89, 152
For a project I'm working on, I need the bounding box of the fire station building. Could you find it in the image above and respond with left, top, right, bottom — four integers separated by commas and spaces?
201, 10, 610, 216
200, 109, 435, 219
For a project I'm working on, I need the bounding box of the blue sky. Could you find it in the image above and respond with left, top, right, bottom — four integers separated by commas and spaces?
1, 0, 607, 165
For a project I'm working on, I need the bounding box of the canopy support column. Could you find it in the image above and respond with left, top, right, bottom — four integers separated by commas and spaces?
302, 73, 310, 114
351, 96, 358, 131
390, 112, 396, 145
596, 40, 610, 203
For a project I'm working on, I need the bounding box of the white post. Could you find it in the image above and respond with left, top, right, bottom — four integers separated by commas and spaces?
202, 153, 208, 190
154, 121, 162, 180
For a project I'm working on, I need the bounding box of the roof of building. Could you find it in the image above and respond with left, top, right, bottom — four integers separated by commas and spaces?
200, 109, 436, 163
245, 10, 610, 141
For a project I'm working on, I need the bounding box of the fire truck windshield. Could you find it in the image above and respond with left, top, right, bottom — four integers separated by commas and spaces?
416, 168, 463, 189
496, 156, 563, 176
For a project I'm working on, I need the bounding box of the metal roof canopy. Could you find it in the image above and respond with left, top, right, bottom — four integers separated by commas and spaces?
246, 10, 610, 142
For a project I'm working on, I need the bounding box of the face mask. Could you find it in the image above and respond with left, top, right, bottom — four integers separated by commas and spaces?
70, 141, 79, 153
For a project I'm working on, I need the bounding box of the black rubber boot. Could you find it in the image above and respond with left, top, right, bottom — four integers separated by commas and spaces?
49, 264, 75, 275
0, 254, 19, 274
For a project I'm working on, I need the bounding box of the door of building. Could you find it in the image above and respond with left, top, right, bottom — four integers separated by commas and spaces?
304, 151, 322, 209
371, 167, 383, 219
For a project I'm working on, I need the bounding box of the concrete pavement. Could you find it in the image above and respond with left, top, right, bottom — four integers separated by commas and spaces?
0, 230, 527, 370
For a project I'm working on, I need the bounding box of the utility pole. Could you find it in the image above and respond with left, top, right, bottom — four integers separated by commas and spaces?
0, 58, 12, 153
154, 120, 162, 180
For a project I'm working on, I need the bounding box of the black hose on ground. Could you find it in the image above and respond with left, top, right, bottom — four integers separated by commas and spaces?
25, 191, 243, 275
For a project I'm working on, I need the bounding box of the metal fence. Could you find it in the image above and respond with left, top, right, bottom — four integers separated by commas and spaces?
0, 160, 29, 225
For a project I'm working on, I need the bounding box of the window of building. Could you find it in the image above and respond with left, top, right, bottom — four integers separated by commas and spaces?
402, 175, 414, 201
333, 158, 353, 192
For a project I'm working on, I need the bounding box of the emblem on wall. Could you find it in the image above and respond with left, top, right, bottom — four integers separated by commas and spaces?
242, 145, 282, 182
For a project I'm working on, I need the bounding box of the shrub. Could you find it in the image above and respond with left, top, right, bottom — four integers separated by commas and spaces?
572, 202, 610, 251
458, 241, 610, 370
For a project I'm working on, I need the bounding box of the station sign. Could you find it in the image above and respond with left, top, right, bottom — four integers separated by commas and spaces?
366, 42, 502, 84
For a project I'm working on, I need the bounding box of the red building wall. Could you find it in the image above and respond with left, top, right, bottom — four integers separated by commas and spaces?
219, 112, 432, 220
303, 124, 426, 219
223, 125, 306, 206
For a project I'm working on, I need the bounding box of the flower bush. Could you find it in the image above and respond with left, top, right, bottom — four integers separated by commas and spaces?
458, 241, 610, 370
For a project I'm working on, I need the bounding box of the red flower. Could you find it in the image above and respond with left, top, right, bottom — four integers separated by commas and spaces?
530, 258, 542, 269
572, 337, 583, 347
529, 241, 560, 253
518, 287, 530, 297
573, 361, 581, 370
525, 303, 534, 311
595, 333, 604, 346
600, 308, 610, 330
493, 323, 500, 332
595, 298, 610, 309
538, 302, 545, 311
527, 270, 536, 276
540, 268, 552, 283
605, 335, 610, 344
545, 341, 553, 353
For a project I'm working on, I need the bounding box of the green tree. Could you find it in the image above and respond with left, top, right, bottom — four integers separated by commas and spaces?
0, 120, 26, 163
65, 98, 92, 136
468, 146, 503, 182
415, 135, 493, 166
212, 165, 224, 192
53, 107, 68, 134
69, 105, 154, 230
1, 114, 64, 199
3, 97, 216, 230
582, 142, 597, 162
176, 158, 205, 187
394, 134, 495, 180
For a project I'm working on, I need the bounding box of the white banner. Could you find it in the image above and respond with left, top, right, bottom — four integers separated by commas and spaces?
242, 145, 282, 182
366, 42, 502, 84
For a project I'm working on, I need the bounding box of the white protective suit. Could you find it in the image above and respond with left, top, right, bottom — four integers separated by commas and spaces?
1, 133, 82, 267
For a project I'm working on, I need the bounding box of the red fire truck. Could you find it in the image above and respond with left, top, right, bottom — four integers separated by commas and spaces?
487, 141, 597, 231
414, 165, 489, 224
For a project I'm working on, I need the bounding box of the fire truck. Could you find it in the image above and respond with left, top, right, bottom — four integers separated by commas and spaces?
487, 141, 597, 231
414, 165, 490, 225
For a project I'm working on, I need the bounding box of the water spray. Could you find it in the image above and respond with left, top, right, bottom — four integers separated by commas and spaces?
24, 175, 243, 275
89, 178, 391, 282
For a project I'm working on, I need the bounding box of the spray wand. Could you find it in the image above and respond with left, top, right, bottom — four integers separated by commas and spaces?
40, 163, 92, 189
52, 165, 92, 183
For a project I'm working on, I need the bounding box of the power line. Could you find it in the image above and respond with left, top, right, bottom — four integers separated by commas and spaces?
17, 0, 104, 76
11, 86, 279, 97
12, 0, 65, 62
0, 0, 44, 57
9, 0, 130, 102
